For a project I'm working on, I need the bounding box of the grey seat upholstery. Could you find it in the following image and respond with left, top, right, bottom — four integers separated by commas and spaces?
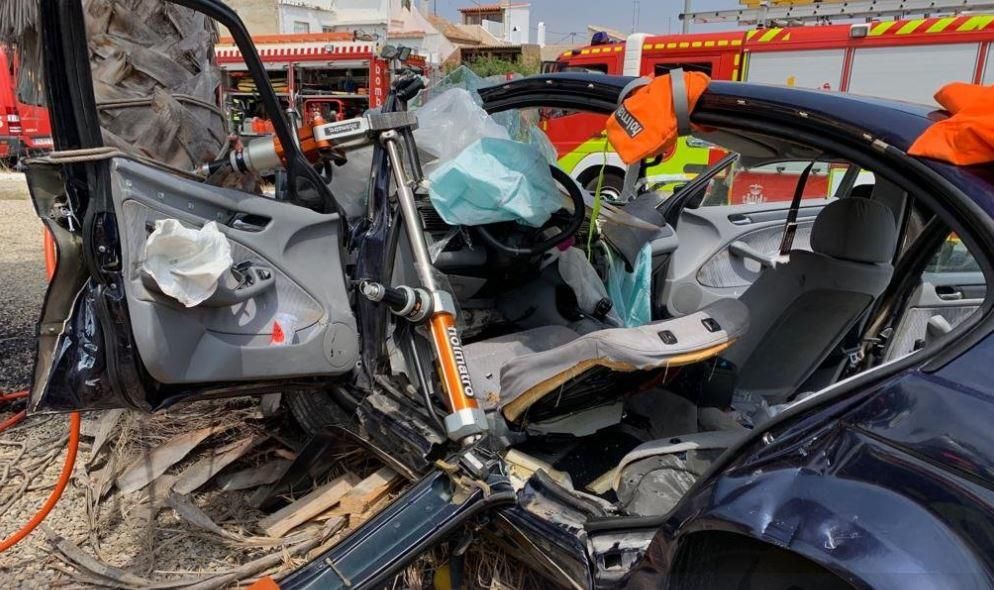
723, 197, 898, 402
462, 299, 750, 422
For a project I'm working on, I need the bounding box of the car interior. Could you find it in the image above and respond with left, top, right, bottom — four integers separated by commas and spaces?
393, 119, 988, 521
47, 89, 985, 522
30, 8, 986, 528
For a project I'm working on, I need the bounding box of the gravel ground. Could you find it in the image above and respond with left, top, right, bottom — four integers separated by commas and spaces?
0, 172, 46, 394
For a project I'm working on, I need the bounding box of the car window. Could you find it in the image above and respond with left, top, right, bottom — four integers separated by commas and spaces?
697, 160, 843, 207
925, 234, 983, 275
652, 62, 714, 77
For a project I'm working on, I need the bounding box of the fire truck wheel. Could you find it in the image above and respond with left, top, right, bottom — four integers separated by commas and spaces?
584, 170, 625, 202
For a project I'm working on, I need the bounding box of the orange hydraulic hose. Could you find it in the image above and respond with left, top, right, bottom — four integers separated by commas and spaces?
0, 390, 28, 433
42, 228, 57, 281
0, 411, 80, 552
0, 411, 26, 433
0, 230, 82, 552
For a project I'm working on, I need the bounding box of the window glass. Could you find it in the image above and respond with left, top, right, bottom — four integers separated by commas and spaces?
652, 62, 713, 77
293, 21, 310, 33
926, 235, 982, 274
698, 160, 842, 207
563, 63, 608, 74
849, 44, 977, 106
745, 49, 845, 90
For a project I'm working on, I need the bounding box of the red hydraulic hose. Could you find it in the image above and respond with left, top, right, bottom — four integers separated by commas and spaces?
0, 389, 81, 552
0, 410, 26, 433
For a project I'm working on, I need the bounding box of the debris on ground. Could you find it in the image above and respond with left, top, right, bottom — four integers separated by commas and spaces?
0, 172, 544, 589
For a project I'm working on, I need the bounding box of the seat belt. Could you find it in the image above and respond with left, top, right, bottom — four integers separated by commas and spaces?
777, 160, 816, 258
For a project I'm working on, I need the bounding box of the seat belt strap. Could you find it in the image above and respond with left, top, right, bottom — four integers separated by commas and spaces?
778, 161, 816, 257
669, 68, 692, 137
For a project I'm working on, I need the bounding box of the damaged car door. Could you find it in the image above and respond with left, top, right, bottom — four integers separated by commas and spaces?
28, 0, 357, 412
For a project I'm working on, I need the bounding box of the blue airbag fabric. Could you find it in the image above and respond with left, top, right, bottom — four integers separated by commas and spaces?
606, 243, 652, 327
428, 137, 562, 227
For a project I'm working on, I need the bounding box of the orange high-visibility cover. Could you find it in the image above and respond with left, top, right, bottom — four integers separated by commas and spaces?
246, 577, 279, 590
908, 82, 994, 166
606, 72, 710, 165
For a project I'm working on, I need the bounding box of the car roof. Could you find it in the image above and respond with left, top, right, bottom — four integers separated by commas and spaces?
478, 73, 994, 216
480, 72, 939, 151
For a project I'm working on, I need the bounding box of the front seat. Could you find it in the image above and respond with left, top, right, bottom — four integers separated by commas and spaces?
723, 197, 898, 403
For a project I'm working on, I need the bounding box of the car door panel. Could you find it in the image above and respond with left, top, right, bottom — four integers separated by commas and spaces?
663, 202, 824, 315
885, 273, 986, 361
108, 158, 358, 384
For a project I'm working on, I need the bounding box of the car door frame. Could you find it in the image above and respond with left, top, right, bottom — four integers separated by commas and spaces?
32, 0, 353, 411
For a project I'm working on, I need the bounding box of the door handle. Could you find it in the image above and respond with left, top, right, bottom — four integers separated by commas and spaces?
229, 213, 270, 232
203, 263, 276, 307
935, 285, 964, 301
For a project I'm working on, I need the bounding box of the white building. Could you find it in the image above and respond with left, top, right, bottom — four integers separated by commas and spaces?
457, 2, 530, 45
226, 0, 457, 65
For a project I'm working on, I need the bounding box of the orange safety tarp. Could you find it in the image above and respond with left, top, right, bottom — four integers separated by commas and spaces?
606, 72, 710, 165
908, 82, 994, 166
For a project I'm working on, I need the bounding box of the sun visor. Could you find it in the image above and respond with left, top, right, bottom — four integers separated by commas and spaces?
909, 82, 994, 166
606, 71, 711, 165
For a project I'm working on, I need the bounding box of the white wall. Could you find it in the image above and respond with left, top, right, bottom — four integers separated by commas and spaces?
482, 19, 503, 40
505, 5, 529, 44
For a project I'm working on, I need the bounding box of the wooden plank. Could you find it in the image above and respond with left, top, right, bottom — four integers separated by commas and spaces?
257, 472, 360, 538
115, 424, 229, 494
215, 459, 290, 492
338, 467, 400, 515
172, 435, 266, 495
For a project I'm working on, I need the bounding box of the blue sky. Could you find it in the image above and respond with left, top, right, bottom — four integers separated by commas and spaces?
433, 0, 742, 42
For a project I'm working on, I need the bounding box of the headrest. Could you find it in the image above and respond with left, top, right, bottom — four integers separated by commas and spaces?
810, 198, 897, 264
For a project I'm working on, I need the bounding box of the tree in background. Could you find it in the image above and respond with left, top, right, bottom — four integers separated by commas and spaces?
463, 56, 538, 78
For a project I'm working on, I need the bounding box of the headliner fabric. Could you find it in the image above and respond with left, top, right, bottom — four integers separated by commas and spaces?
810, 198, 897, 263
498, 298, 749, 422
909, 82, 994, 166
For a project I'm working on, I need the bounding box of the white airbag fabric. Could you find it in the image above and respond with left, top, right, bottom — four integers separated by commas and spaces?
141, 219, 233, 307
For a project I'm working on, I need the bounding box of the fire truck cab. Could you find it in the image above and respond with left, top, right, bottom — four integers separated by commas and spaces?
546, 14, 994, 202
0, 52, 53, 163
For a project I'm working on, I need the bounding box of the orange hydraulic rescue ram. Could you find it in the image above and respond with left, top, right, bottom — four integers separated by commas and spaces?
380, 130, 488, 444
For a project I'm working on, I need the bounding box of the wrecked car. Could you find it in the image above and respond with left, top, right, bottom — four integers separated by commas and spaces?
23, 0, 994, 588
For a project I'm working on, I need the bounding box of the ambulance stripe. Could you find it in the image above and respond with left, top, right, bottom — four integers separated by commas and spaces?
869, 21, 896, 36
746, 30, 759, 41
957, 15, 994, 32
896, 19, 925, 35
926, 17, 958, 33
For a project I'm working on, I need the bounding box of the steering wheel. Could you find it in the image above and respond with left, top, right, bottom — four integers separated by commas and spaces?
474, 166, 586, 257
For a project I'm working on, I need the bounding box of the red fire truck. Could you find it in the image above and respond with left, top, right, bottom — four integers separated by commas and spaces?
215, 33, 425, 135
0, 52, 53, 163
546, 14, 994, 202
